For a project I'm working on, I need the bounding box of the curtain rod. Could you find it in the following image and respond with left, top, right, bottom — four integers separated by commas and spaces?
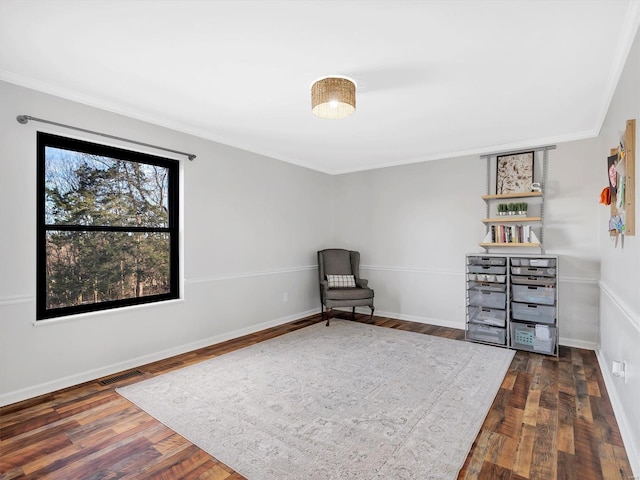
16, 115, 196, 161
479, 144, 556, 159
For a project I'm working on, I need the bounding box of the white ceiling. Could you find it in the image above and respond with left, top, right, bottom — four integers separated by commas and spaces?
1, 1, 639, 174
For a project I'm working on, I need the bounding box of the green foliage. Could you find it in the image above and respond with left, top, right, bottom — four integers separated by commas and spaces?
44, 151, 171, 309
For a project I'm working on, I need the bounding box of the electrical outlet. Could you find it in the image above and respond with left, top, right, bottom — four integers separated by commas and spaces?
283, 292, 288, 303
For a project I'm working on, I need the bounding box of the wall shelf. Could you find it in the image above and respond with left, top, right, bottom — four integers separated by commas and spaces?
480, 242, 540, 247
480, 147, 554, 251
482, 192, 543, 201
482, 217, 542, 224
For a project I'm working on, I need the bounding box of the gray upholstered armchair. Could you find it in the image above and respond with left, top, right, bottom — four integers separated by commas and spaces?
318, 249, 374, 326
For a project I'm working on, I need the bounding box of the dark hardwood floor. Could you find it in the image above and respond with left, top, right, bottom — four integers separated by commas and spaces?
0, 313, 634, 479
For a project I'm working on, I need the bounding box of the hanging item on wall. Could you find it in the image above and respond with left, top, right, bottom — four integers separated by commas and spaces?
609, 214, 624, 247
607, 154, 618, 195
599, 187, 611, 205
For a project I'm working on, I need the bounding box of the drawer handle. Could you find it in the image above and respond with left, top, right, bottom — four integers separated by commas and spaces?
527, 304, 538, 308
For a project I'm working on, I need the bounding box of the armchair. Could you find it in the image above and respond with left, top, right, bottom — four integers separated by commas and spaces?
318, 249, 375, 326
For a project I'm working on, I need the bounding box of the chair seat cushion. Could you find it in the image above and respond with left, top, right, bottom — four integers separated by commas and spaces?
324, 287, 374, 301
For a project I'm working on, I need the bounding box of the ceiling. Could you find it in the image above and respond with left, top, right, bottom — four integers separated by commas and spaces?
1, 1, 639, 174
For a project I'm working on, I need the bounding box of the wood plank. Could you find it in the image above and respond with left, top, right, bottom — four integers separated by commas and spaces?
624, 118, 636, 235
497, 405, 523, 439
599, 442, 624, 480
495, 433, 518, 470
530, 406, 558, 479
612, 444, 635, 480
482, 216, 542, 223
557, 450, 577, 480
523, 389, 541, 426
508, 371, 532, 410
478, 460, 512, 479
482, 192, 543, 200
512, 423, 536, 478
574, 418, 603, 479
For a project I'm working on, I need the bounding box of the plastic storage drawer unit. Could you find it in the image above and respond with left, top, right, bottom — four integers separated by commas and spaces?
468, 289, 506, 309
512, 302, 555, 324
510, 322, 557, 354
468, 306, 506, 327
467, 324, 506, 345
512, 285, 555, 305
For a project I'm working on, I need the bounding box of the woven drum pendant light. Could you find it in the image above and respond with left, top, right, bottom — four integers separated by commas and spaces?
311, 77, 356, 119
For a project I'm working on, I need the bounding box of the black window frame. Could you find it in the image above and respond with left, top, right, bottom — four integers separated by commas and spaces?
36, 132, 180, 320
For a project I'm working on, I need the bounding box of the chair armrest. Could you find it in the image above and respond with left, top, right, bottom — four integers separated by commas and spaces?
356, 278, 369, 288
320, 279, 329, 292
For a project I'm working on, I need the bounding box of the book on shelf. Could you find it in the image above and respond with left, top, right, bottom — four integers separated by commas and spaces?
486, 224, 536, 243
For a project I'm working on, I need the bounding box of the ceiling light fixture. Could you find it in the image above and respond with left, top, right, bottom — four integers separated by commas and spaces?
311, 76, 356, 119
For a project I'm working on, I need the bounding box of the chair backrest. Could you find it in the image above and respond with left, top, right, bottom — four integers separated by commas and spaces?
318, 249, 360, 282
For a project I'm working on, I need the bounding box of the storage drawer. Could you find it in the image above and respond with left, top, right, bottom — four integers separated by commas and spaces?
529, 258, 556, 268
511, 266, 556, 277
468, 289, 507, 309
510, 322, 556, 354
469, 265, 507, 275
468, 306, 506, 327
468, 256, 507, 266
511, 275, 556, 286
467, 324, 506, 345
469, 273, 506, 283
512, 285, 555, 305
466, 281, 507, 293
512, 302, 555, 324
510, 258, 556, 268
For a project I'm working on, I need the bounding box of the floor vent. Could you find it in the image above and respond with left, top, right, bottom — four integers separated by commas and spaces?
99, 369, 144, 386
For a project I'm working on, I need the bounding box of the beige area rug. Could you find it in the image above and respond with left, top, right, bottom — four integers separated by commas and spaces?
117, 320, 514, 479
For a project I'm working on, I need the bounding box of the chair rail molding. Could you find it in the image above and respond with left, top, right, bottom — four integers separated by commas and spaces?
186, 265, 317, 285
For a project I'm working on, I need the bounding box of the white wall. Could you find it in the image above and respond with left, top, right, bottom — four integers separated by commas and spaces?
595, 27, 640, 473
332, 140, 602, 347
0, 81, 334, 406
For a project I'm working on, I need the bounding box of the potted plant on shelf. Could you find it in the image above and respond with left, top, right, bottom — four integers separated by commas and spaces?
517, 202, 528, 216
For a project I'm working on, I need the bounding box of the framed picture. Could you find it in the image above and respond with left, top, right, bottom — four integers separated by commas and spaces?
496, 151, 534, 194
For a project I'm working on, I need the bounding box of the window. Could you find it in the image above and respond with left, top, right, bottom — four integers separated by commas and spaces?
37, 132, 179, 320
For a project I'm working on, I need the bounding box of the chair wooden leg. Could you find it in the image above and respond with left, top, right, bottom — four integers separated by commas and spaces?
326, 307, 331, 326
352, 307, 356, 319
370, 306, 375, 320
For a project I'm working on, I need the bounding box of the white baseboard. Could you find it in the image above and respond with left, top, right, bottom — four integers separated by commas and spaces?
595, 349, 640, 477
0, 308, 318, 407
558, 337, 597, 350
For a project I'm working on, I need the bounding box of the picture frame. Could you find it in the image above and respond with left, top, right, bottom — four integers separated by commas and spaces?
496, 151, 534, 194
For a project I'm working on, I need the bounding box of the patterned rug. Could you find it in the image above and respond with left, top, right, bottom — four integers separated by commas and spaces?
117, 320, 514, 479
